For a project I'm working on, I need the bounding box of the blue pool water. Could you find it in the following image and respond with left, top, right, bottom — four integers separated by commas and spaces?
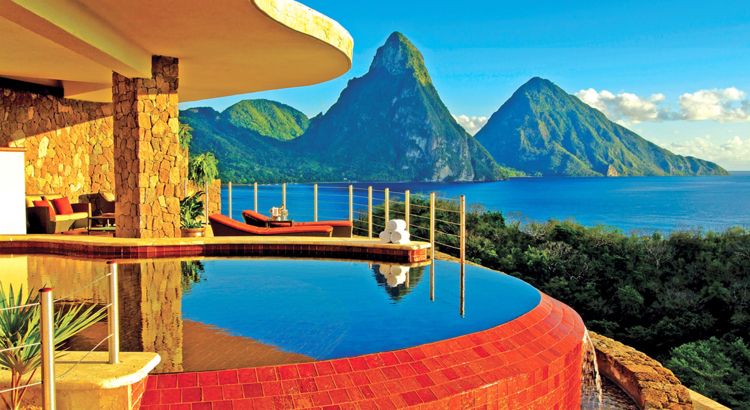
181, 259, 540, 360
221, 172, 750, 233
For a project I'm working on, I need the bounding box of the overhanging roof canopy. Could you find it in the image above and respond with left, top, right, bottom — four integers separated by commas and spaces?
0, 0, 353, 102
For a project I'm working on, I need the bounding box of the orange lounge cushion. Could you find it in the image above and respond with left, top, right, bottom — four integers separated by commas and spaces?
296, 221, 353, 228
241, 210, 270, 227
241, 210, 352, 228
33, 200, 56, 219
211, 214, 332, 235
51, 197, 74, 215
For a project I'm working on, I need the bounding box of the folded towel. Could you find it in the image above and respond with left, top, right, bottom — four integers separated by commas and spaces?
379, 230, 391, 243
390, 230, 411, 244
385, 270, 407, 287
387, 219, 407, 232
390, 266, 409, 276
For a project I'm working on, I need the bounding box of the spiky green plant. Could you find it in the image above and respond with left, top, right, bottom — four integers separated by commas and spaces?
0, 284, 106, 410
180, 190, 205, 229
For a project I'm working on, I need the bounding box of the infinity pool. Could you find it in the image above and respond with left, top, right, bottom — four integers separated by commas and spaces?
181, 259, 540, 362
2, 255, 540, 373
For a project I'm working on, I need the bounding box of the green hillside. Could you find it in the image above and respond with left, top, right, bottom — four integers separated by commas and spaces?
474, 77, 729, 177
181, 107, 335, 183
222, 99, 309, 141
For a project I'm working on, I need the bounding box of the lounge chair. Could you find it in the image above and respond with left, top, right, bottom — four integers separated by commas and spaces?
209, 214, 333, 237
26, 194, 91, 234
242, 210, 353, 238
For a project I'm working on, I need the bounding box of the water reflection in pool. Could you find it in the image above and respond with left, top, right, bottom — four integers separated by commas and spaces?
0, 255, 540, 373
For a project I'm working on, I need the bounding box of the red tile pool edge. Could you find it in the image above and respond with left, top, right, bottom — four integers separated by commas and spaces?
139, 293, 586, 410
0, 239, 428, 263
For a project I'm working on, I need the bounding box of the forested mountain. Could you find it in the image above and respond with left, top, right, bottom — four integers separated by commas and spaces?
221, 99, 309, 141
474, 77, 729, 177
294, 32, 514, 182
181, 107, 336, 183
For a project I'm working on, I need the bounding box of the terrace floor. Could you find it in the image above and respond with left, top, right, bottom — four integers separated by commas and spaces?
0, 232, 431, 263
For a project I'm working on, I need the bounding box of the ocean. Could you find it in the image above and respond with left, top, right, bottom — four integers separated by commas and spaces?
220, 171, 750, 233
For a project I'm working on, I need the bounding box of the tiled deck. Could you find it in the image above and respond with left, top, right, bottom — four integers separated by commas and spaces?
0, 235, 429, 263
140, 294, 586, 410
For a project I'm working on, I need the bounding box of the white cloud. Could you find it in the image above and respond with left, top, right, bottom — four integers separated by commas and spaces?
575, 89, 671, 123
658, 135, 750, 165
678, 88, 750, 122
575, 87, 750, 124
453, 114, 488, 135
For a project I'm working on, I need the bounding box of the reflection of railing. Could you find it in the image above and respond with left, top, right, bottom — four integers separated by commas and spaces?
223, 183, 467, 314
1, 263, 120, 410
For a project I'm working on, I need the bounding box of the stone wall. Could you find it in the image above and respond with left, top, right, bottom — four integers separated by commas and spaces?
0, 88, 113, 201
590, 332, 693, 410
112, 56, 187, 239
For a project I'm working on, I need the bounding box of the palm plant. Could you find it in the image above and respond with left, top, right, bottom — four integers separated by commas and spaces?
0, 284, 106, 410
178, 123, 193, 151
188, 153, 219, 187
180, 190, 205, 229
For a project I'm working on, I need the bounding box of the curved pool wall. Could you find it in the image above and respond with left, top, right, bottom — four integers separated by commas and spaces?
0, 241, 587, 409
140, 293, 586, 410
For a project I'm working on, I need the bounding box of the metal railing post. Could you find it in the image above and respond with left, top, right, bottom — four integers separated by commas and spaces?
349, 185, 353, 222
460, 195, 466, 317
314, 184, 318, 222
253, 182, 258, 213
39, 287, 56, 410
282, 183, 287, 209
368, 186, 373, 238
430, 192, 436, 261
108, 262, 119, 364
384, 188, 390, 223
430, 192, 436, 301
228, 181, 232, 219
404, 190, 410, 232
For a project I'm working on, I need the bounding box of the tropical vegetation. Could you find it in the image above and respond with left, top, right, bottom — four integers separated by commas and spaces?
180, 190, 205, 229
0, 284, 106, 410
356, 197, 750, 408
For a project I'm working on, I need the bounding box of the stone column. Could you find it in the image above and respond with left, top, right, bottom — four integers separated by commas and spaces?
112, 56, 186, 238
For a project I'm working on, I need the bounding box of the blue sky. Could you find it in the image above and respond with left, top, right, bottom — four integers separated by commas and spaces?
180, 0, 750, 170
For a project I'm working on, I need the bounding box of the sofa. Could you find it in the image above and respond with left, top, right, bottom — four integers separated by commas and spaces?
26, 194, 91, 234
209, 214, 333, 237
241, 210, 353, 238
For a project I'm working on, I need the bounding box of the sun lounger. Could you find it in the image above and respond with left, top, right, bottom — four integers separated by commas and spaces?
209, 214, 333, 237
241, 210, 353, 238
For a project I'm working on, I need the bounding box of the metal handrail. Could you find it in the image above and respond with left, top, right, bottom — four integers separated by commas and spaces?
224, 182, 468, 289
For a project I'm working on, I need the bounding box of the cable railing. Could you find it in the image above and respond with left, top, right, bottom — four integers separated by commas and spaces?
222, 182, 468, 282
0, 262, 121, 410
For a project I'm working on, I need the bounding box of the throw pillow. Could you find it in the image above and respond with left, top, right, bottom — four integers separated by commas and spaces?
51, 197, 74, 215
100, 191, 115, 202
33, 200, 56, 219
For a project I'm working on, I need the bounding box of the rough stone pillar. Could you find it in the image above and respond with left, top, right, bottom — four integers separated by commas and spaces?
112, 56, 186, 238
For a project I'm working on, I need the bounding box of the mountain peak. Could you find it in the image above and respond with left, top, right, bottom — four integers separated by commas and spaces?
517, 77, 559, 93
369, 32, 431, 85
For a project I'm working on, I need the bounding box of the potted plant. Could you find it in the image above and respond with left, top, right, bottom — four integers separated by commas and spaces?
180, 190, 206, 237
